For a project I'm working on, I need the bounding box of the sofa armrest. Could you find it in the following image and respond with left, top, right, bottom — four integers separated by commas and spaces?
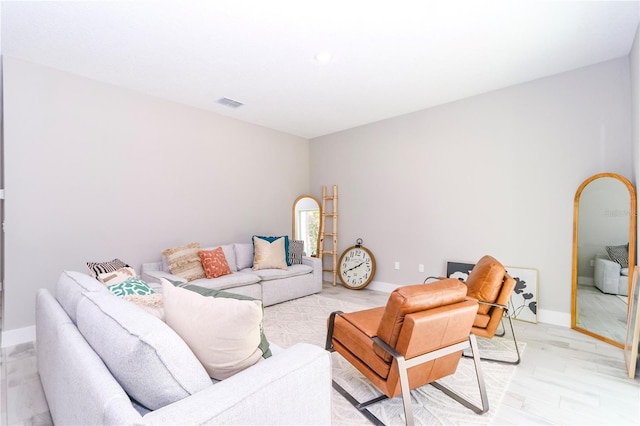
140, 343, 332, 425
302, 256, 323, 287
594, 257, 622, 294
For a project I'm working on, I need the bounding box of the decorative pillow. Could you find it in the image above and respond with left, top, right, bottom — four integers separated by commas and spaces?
97, 267, 137, 286
76, 291, 212, 410
255, 235, 291, 266
288, 240, 304, 265
606, 244, 629, 268
252, 236, 288, 270
176, 282, 271, 359
162, 281, 265, 380
124, 293, 165, 320
86, 258, 129, 278
162, 242, 206, 281
198, 247, 233, 279
108, 277, 156, 297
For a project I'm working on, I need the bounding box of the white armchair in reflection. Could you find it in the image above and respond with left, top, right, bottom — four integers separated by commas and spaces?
593, 255, 629, 296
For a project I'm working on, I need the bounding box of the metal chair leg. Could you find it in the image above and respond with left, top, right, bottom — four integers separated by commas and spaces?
464, 313, 521, 365
431, 334, 489, 414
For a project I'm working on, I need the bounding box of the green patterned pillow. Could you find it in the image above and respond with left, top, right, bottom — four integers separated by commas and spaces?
108, 277, 156, 297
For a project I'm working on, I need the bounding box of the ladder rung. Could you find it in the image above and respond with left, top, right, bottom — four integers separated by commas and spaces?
323, 213, 336, 216
322, 268, 337, 273
322, 233, 336, 236
321, 252, 336, 256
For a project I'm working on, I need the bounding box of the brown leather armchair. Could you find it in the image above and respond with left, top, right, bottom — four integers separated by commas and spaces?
326, 279, 488, 426
427, 255, 521, 364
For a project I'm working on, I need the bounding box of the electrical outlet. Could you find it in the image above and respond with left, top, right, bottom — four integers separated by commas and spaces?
419, 264, 424, 273
394, 261, 400, 270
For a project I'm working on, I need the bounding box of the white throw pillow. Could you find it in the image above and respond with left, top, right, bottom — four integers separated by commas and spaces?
162, 281, 264, 380
252, 236, 288, 270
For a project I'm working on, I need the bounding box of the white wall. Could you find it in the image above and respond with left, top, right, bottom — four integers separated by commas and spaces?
310, 58, 632, 323
632, 25, 640, 251
2, 57, 309, 342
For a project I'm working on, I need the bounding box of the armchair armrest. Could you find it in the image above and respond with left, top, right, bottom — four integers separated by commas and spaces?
140, 343, 332, 425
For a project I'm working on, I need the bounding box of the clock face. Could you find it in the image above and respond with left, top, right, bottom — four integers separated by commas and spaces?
339, 246, 376, 289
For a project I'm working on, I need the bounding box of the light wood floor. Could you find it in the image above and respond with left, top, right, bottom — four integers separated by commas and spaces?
1, 282, 639, 425
576, 284, 628, 344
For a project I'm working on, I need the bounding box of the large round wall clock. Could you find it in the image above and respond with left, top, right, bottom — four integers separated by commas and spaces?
338, 238, 377, 290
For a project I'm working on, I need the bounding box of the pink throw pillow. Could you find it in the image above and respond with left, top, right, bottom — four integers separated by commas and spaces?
198, 247, 232, 279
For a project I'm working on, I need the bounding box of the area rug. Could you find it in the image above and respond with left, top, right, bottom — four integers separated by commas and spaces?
263, 293, 523, 426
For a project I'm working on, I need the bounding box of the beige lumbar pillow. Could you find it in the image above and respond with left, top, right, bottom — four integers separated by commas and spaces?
97, 266, 137, 286
252, 236, 288, 270
162, 281, 264, 380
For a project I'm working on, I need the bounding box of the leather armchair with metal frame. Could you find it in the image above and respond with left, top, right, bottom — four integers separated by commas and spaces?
325, 279, 488, 426
426, 255, 521, 365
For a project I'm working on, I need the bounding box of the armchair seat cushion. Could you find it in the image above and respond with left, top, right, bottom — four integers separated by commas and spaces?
473, 313, 491, 329
333, 308, 390, 379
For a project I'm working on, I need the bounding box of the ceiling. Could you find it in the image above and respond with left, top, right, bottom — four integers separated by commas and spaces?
2, 1, 639, 139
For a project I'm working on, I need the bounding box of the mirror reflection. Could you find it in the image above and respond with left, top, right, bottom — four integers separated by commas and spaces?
572, 173, 636, 347
292, 195, 321, 257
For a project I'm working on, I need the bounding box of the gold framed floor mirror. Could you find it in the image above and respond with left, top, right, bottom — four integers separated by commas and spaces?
292, 195, 321, 257
571, 173, 637, 348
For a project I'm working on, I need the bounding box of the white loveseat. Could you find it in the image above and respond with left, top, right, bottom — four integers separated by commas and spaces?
36, 271, 332, 425
141, 242, 322, 306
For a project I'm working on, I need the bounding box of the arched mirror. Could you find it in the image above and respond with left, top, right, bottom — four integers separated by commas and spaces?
572, 173, 637, 348
292, 195, 321, 257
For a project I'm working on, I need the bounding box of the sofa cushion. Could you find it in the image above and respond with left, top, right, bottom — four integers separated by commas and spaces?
289, 240, 304, 265
86, 258, 130, 278
198, 247, 232, 279
252, 236, 287, 270
76, 291, 211, 410
163, 242, 206, 281
188, 271, 261, 291
243, 264, 313, 281
124, 293, 165, 320
107, 277, 156, 297
162, 282, 266, 380
234, 243, 254, 270
55, 271, 110, 324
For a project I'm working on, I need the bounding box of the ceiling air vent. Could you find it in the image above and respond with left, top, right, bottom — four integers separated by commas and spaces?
217, 97, 244, 108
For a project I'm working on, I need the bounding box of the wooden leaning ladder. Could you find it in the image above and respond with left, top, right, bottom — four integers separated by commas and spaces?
319, 185, 338, 286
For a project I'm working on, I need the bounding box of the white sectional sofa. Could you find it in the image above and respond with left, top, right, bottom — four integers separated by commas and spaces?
141, 242, 323, 306
594, 255, 629, 295
36, 270, 332, 425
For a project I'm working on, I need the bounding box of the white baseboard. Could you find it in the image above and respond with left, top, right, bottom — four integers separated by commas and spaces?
367, 280, 400, 293
538, 309, 571, 327
2, 326, 36, 348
